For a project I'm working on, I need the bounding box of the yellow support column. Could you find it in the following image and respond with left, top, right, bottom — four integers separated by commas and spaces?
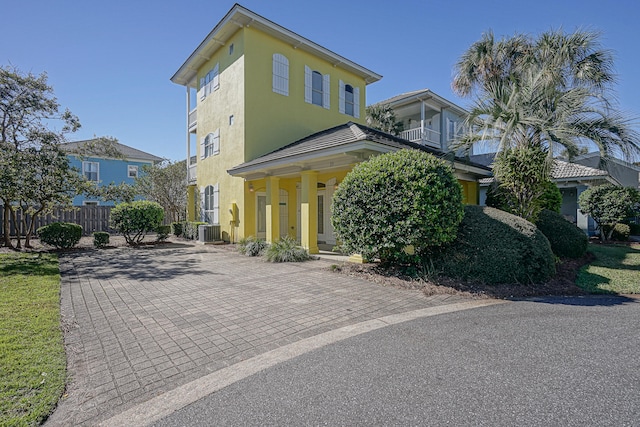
265, 176, 280, 243
300, 171, 319, 254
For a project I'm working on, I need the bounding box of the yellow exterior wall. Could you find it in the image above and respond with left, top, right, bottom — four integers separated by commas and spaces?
459, 180, 479, 205
194, 30, 247, 240
243, 27, 368, 161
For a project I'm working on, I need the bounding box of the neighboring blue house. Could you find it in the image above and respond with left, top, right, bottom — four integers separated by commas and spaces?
61, 139, 163, 206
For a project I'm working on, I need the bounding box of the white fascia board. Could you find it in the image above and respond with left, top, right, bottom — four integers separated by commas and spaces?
171, 5, 382, 87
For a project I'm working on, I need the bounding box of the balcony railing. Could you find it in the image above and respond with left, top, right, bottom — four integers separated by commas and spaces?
400, 127, 441, 148
188, 108, 197, 132
188, 161, 197, 184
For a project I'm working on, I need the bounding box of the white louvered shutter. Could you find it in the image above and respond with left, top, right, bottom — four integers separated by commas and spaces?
338, 80, 345, 114
213, 183, 219, 225
213, 63, 220, 91
354, 87, 360, 118
213, 129, 220, 155
304, 66, 312, 103
200, 188, 206, 222
323, 74, 330, 109
200, 137, 205, 159
272, 54, 289, 96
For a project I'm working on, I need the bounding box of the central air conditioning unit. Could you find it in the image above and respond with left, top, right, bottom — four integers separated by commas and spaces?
198, 224, 222, 244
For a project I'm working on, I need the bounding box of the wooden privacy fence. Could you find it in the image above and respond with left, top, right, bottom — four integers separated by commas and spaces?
1, 206, 114, 236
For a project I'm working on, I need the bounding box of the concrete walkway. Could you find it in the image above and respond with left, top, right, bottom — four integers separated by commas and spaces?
46, 242, 472, 426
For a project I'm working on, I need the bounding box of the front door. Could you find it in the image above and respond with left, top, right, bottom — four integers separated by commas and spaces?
256, 190, 288, 240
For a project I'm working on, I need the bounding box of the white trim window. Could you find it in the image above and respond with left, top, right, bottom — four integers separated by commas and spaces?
199, 63, 220, 100
304, 66, 330, 109
82, 161, 99, 182
128, 165, 138, 178
339, 80, 360, 118
202, 184, 219, 224
200, 129, 220, 159
272, 54, 289, 96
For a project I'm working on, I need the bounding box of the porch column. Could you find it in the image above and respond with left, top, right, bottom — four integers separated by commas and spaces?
266, 176, 280, 243
420, 101, 426, 145
576, 185, 590, 235
439, 107, 447, 150
300, 171, 319, 254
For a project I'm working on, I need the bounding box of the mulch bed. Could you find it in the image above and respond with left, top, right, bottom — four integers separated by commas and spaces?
333, 253, 596, 299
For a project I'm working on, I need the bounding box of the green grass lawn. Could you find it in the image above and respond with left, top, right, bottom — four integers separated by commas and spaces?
0, 253, 66, 426
576, 243, 640, 294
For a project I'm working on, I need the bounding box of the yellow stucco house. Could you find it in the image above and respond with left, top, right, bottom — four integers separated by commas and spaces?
170, 4, 490, 254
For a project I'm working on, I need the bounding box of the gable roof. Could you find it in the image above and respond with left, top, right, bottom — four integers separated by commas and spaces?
372, 88, 469, 116
61, 139, 163, 163
573, 151, 640, 172
171, 4, 382, 87
228, 122, 491, 178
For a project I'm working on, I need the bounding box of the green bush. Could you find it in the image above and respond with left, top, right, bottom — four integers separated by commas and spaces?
110, 201, 164, 245
93, 232, 110, 248
156, 225, 171, 241
264, 236, 310, 263
535, 209, 588, 258
430, 206, 555, 284
486, 179, 561, 214
608, 223, 630, 241
182, 221, 207, 240
626, 222, 640, 235
171, 222, 183, 237
331, 149, 464, 263
238, 235, 268, 257
37, 222, 82, 249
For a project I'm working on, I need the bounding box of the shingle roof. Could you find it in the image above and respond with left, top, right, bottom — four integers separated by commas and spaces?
61, 139, 163, 163
227, 122, 490, 175
479, 158, 610, 185
375, 89, 431, 106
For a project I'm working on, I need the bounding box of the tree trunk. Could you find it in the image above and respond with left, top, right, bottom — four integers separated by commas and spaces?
10, 208, 21, 249
2, 203, 12, 248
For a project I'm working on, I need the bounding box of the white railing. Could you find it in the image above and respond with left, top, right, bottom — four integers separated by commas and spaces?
188, 108, 197, 131
188, 163, 197, 183
400, 127, 441, 147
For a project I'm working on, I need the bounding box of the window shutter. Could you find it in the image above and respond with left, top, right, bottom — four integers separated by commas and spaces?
200, 137, 205, 159
213, 129, 220, 155
273, 54, 289, 96
354, 86, 360, 119
304, 66, 312, 103
213, 63, 220, 90
213, 183, 220, 225
323, 74, 330, 109
200, 188, 206, 222
338, 80, 345, 114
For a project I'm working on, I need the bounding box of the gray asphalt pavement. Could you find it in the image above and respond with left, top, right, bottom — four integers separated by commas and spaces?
153, 295, 640, 427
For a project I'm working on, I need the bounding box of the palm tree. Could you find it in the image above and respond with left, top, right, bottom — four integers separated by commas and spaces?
453, 30, 640, 221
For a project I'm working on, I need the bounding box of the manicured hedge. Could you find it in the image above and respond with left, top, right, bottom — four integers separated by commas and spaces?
430, 206, 555, 284
535, 209, 588, 258
37, 222, 82, 249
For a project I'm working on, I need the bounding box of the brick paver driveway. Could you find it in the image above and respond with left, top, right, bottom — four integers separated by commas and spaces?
46, 242, 468, 426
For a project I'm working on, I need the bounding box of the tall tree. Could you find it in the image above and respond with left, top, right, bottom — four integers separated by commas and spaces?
135, 160, 187, 223
0, 65, 81, 247
365, 104, 404, 136
452, 30, 640, 221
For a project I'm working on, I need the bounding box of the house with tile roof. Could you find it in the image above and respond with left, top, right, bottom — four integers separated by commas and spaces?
474, 153, 617, 234
61, 139, 163, 206
170, 4, 490, 252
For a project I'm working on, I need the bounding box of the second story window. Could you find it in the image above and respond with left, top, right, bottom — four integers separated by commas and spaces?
199, 63, 220, 100
201, 129, 220, 159
128, 165, 138, 178
82, 161, 99, 182
339, 80, 360, 118
304, 66, 329, 109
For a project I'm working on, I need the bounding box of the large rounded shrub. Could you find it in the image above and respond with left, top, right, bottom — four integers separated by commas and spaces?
431, 206, 555, 284
110, 200, 164, 245
535, 209, 587, 258
37, 222, 82, 249
331, 149, 464, 263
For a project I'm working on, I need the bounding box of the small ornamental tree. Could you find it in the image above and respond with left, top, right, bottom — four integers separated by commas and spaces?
331, 149, 464, 263
578, 185, 640, 241
110, 201, 164, 245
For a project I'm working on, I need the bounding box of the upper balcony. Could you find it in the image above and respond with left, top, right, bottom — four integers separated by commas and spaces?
188, 155, 197, 184
188, 108, 197, 133
400, 127, 441, 149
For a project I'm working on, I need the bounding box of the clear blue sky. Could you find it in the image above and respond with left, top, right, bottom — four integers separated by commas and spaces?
3, 0, 639, 161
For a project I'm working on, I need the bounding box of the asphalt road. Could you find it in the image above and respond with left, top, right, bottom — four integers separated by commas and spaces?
153, 295, 640, 427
